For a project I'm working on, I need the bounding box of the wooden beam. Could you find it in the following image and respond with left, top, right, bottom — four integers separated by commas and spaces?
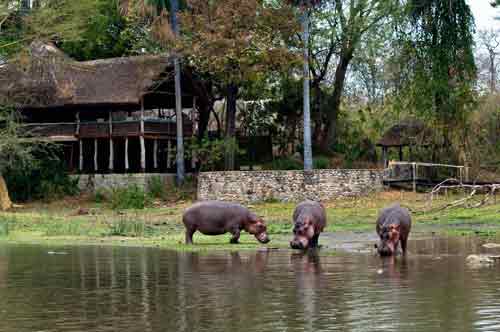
94, 138, 98, 173
125, 138, 129, 172
140, 98, 146, 172
153, 139, 158, 170
76, 112, 83, 172
167, 140, 172, 168
108, 112, 114, 172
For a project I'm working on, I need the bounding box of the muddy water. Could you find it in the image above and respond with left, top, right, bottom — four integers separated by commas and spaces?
0, 236, 499, 332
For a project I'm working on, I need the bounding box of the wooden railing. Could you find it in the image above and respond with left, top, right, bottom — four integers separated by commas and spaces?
21, 119, 193, 139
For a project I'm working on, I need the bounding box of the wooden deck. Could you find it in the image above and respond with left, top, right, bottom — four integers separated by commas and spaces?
22, 119, 193, 140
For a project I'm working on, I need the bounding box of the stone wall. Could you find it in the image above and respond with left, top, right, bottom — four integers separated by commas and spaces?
197, 169, 384, 203
72, 173, 176, 193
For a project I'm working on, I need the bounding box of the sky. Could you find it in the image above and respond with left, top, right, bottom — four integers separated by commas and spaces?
468, 0, 500, 31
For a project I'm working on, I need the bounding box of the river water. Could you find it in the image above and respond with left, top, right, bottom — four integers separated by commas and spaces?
0, 235, 499, 332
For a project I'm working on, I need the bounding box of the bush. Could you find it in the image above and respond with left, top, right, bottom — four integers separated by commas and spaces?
148, 176, 166, 199
110, 185, 150, 210
263, 157, 303, 170
0, 220, 10, 237
4, 149, 79, 202
107, 216, 154, 237
313, 156, 331, 169
93, 189, 108, 204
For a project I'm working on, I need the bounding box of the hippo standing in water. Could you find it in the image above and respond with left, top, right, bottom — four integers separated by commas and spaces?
290, 200, 327, 250
375, 204, 412, 256
182, 201, 270, 245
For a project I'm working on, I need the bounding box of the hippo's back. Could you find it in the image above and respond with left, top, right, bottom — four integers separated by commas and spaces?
183, 201, 250, 224
293, 200, 326, 228
377, 203, 411, 232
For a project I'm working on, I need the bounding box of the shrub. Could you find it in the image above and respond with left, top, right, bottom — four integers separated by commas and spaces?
313, 156, 331, 169
148, 176, 166, 199
93, 189, 108, 204
4, 149, 79, 202
110, 185, 150, 210
107, 216, 154, 237
263, 157, 303, 170
0, 220, 10, 237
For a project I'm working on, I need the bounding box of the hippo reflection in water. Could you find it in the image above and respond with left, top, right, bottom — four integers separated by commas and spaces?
182, 201, 270, 245
290, 200, 327, 250
375, 203, 412, 256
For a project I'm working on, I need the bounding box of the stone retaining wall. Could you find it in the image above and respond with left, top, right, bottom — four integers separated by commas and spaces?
197, 169, 384, 203
72, 173, 176, 193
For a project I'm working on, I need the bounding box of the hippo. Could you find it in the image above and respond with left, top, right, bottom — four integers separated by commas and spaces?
290, 200, 327, 250
375, 203, 412, 256
182, 201, 270, 245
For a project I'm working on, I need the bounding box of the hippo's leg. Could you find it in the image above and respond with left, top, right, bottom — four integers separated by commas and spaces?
230, 228, 241, 244
400, 237, 408, 255
310, 234, 320, 248
185, 227, 196, 245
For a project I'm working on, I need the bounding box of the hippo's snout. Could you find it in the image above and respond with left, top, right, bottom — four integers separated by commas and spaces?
377, 244, 394, 257
256, 232, 270, 244
290, 241, 303, 250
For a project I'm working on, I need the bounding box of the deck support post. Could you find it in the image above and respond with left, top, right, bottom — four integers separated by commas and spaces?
167, 140, 172, 169
76, 112, 83, 172
382, 147, 388, 168
94, 138, 98, 173
153, 139, 158, 170
140, 98, 146, 172
125, 138, 129, 172
108, 111, 114, 172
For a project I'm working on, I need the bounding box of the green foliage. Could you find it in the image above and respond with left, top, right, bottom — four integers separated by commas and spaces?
188, 137, 244, 171
147, 176, 167, 199
107, 216, 150, 237
0, 220, 10, 237
313, 156, 330, 169
263, 157, 303, 170
58, 0, 130, 60
402, 0, 476, 123
3, 145, 79, 202
110, 185, 150, 210
93, 189, 107, 204
44, 219, 93, 237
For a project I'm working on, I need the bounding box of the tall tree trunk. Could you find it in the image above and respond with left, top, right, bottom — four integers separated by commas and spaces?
302, 1, 313, 171
171, 0, 185, 184
489, 51, 496, 92
311, 81, 323, 148
0, 174, 12, 211
322, 49, 353, 151
224, 83, 238, 170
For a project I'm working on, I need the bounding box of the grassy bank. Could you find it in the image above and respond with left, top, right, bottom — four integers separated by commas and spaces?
0, 191, 499, 251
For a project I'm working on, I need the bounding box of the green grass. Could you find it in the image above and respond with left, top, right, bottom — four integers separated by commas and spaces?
0, 191, 499, 251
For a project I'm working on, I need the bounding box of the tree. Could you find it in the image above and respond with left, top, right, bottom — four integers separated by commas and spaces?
0, 108, 35, 210
477, 29, 500, 93
179, 0, 298, 170
401, 0, 476, 163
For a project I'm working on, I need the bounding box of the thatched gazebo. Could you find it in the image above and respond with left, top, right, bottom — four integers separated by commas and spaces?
376, 119, 433, 168
0, 42, 197, 174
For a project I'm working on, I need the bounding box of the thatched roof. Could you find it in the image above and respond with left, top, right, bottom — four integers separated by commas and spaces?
377, 119, 433, 147
0, 42, 189, 110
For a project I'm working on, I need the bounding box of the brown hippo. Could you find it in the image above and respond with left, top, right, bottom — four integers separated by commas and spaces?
182, 201, 270, 245
290, 200, 327, 250
375, 203, 412, 256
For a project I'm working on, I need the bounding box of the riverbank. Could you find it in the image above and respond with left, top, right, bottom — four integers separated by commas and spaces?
0, 191, 499, 251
